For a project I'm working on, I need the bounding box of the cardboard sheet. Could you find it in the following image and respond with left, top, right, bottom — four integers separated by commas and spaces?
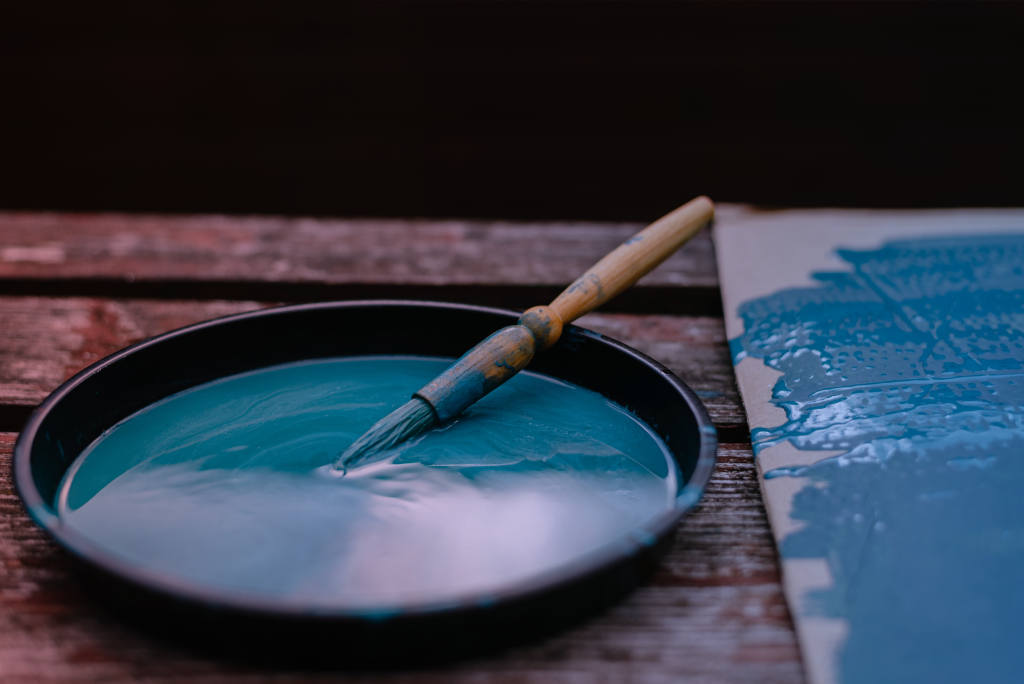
715, 206, 1024, 684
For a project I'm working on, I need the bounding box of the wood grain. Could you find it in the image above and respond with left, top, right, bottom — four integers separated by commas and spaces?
0, 298, 745, 435
578, 313, 746, 438
0, 210, 786, 682
0, 297, 270, 409
549, 197, 714, 323
0, 433, 800, 683
0, 212, 722, 314
0, 211, 717, 287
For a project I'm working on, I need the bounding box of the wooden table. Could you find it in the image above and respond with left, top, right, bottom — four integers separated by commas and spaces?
0, 210, 804, 683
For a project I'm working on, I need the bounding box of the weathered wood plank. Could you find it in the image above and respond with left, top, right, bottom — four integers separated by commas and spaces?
0, 297, 271, 411
0, 213, 719, 314
0, 213, 721, 314
0, 298, 746, 435
0, 434, 800, 683
0, 210, 778, 682
578, 313, 746, 436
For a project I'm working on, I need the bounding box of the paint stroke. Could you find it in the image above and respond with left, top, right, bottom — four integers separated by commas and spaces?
731, 235, 1024, 684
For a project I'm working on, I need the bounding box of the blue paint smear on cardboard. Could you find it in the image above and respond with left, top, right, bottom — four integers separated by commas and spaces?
730, 235, 1024, 684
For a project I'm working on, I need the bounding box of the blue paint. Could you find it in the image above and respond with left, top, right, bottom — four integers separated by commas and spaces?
566, 273, 605, 300
415, 326, 534, 423
625, 236, 644, 245
731, 235, 1024, 683
57, 357, 677, 609
334, 397, 436, 470
695, 389, 722, 399
517, 307, 562, 351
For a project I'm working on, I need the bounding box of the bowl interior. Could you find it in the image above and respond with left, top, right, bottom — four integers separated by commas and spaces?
14, 301, 716, 629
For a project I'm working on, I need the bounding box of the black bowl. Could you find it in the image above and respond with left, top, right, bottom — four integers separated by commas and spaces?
14, 301, 716, 665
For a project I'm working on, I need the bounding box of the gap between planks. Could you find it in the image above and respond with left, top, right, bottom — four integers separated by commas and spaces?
0, 213, 721, 315
0, 279, 723, 317
0, 297, 748, 438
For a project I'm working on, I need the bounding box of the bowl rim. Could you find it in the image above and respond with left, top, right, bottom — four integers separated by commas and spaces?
13, 300, 717, 621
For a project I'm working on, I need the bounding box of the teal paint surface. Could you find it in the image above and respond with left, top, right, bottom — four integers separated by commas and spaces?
414, 326, 534, 423
731, 236, 1024, 683
58, 357, 677, 609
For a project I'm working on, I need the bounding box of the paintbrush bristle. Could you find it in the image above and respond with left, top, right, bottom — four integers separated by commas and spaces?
334, 397, 438, 472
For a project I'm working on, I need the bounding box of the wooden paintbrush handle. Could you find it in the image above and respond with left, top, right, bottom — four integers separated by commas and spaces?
416, 197, 714, 424
549, 196, 715, 325
517, 197, 714, 352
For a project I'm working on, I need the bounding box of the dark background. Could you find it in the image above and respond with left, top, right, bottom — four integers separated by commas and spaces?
2, 1, 1022, 222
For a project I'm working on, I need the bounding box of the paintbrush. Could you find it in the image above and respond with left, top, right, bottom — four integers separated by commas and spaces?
336, 196, 715, 472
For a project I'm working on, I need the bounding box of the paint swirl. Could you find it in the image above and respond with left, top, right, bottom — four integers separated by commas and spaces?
58, 357, 677, 609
